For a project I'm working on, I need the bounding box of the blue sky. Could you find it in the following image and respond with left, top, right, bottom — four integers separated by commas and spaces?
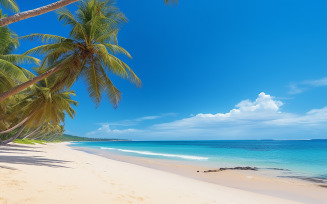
7, 0, 327, 140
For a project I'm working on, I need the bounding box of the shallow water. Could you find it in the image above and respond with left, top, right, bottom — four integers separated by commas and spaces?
71, 140, 327, 181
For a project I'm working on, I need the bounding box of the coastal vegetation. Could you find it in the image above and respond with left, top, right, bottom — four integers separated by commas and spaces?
11, 134, 127, 145
57, 134, 129, 142
0, 0, 152, 144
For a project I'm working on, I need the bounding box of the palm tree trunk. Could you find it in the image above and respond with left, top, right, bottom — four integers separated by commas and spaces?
25, 130, 42, 139
22, 126, 42, 139
37, 133, 52, 140
0, 0, 79, 27
0, 125, 25, 145
0, 64, 64, 102
48, 133, 59, 142
32, 133, 46, 140
0, 114, 31, 134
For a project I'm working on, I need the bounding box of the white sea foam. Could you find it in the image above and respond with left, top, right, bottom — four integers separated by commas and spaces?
100, 147, 208, 160
271, 139, 313, 141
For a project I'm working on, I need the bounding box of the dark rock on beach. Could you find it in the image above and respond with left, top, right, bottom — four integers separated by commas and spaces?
265, 167, 290, 171
203, 166, 258, 173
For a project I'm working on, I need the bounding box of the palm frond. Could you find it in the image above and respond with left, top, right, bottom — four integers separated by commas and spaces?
21, 33, 70, 44
0, 25, 18, 54
103, 43, 132, 58
93, 44, 141, 86
98, 65, 121, 108
0, 59, 28, 82
95, 29, 118, 44
23, 43, 74, 56
57, 8, 88, 42
19, 66, 35, 79
0, 54, 40, 65
83, 58, 104, 106
0, 0, 19, 12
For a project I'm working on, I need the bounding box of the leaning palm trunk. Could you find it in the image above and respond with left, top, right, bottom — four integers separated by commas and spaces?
0, 114, 31, 134
0, 110, 38, 134
48, 133, 59, 142
36, 133, 52, 140
32, 133, 47, 140
0, 125, 25, 145
22, 126, 42, 139
0, 0, 173, 27
24, 130, 42, 139
0, 64, 64, 102
0, 0, 79, 27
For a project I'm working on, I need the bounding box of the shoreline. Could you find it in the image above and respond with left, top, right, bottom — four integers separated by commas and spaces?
73, 145, 327, 185
0, 142, 325, 203
73, 145, 327, 204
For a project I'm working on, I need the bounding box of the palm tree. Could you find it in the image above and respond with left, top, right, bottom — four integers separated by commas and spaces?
0, 78, 77, 144
46, 125, 65, 141
29, 123, 57, 140
23, 82, 78, 128
0, 0, 175, 27
22, 125, 43, 139
0, 0, 141, 107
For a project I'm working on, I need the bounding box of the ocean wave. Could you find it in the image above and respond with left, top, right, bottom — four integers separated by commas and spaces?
271, 139, 313, 141
100, 147, 208, 160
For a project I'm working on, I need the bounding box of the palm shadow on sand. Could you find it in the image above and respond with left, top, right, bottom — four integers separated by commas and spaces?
0, 144, 71, 169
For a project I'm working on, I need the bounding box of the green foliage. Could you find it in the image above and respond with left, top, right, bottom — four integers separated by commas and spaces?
23, 0, 141, 108
13, 139, 46, 145
31, 139, 47, 144
0, 11, 38, 91
0, 15, 39, 131
12, 135, 126, 145
0, 0, 146, 144
15, 80, 78, 128
58, 134, 128, 141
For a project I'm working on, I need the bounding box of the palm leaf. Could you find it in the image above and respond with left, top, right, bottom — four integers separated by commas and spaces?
98, 66, 121, 108
0, 59, 28, 82
21, 33, 70, 44
0, 54, 40, 65
0, 0, 19, 12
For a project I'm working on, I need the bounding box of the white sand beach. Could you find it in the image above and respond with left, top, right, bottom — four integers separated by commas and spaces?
0, 143, 325, 204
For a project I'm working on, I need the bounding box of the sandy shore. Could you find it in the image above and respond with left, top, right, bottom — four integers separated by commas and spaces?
0, 143, 324, 204
75, 147, 327, 204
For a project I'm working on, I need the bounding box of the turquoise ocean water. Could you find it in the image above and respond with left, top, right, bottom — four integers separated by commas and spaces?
71, 140, 327, 182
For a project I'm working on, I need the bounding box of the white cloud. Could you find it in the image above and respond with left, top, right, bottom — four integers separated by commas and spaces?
86, 92, 327, 140
154, 92, 285, 130
269, 107, 327, 126
86, 124, 138, 138
289, 77, 327, 94
198, 92, 282, 119
304, 78, 327, 86
109, 113, 177, 126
